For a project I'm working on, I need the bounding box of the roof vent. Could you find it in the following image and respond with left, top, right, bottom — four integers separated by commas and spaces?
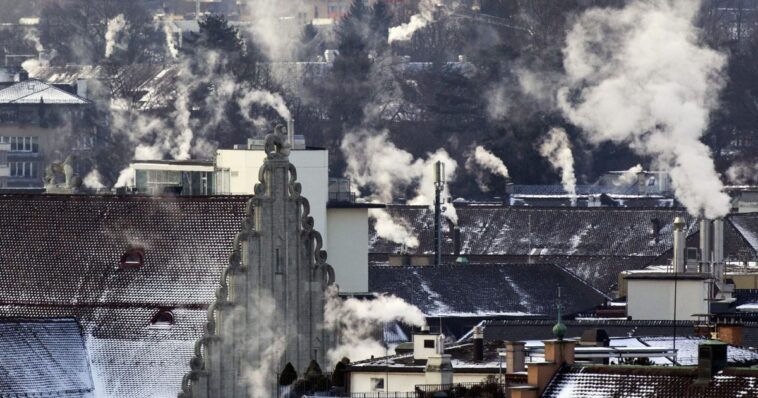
119, 247, 145, 269
150, 309, 175, 328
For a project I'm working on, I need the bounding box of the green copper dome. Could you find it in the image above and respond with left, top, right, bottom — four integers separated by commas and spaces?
552, 321, 567, 340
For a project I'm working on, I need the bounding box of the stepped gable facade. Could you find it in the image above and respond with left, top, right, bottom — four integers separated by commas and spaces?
178, 129, 336, 398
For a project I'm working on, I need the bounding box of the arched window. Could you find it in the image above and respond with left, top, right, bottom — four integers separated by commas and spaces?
119, 247, 145, 269
150, 309, 175, 328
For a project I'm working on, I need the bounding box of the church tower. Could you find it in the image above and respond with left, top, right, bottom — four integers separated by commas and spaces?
178, 128, 335, 397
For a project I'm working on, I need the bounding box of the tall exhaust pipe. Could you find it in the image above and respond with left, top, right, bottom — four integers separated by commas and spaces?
673, 217, 685, 273
287, 118, 295, 148
434, 161, 445, 266
713, 218, 724, 282
699, 217, 712, 273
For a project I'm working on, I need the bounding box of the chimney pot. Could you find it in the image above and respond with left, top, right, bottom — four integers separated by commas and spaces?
472, 326, 484, 362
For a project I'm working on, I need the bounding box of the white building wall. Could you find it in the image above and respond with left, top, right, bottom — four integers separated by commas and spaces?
349, 371, 494, 394
626, 278, 709, 320
215, 149, 329, 247
0, 143, 9, 179
326, 208, 369, 292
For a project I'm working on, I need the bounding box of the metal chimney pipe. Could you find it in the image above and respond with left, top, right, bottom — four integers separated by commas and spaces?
434, 161, 445, 266
673, 217, 686, 273
472, 326, 484, 362
287, 118, 295, 148
699, 218, 712, 273
713, 218, 725, 281
453, 226, 461, 257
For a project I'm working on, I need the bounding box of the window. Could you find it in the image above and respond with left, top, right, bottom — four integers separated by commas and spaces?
145, 170, 181, 194
215, 168, 230, 194
8, 136, 38, 153
150, 309, 175, 327
370, 378, 385, 392
424, 339, 435, 349
9, 161, 36, 178
120, 247, 145, 269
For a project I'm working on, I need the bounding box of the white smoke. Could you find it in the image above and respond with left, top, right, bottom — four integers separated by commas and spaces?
241, 0, 304, 60
615, 164, 643, 186
83, 169, 105, 189
163, 24, 179, 59
21, 59, 42, 76
472, 146, 509, 178
240, 293, 286, 398
539, 128, 577, 205
369, 209, 420, 249
23, 27, 44, 52
388, 0, 441, 43
325, 286, 426, 365
114, 167, 134, 188
557, 0, 730, 218
238, 89, 291, 124
105, 14, 128, 58
342, 129, 459, 224
726, 162, 758, 185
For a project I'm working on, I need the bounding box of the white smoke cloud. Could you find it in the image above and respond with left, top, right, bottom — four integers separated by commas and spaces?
557, 0, 730, 218
615, 164, 643, 186
240, 293, 286, 398
388, 0, 439, 43
105, 14, 128, 58
369, 209, 419, 249
240, 0, 304, 61
325, 286, 426, 365
539, 128, 577, 205
163, 24, 179, 59
342, 129, 459, 224
472, 146, 509, 178
114, 167, 134, 188
83, 169, 105, 189
23, 27, 44, 52
238, 89, 291, 124
726, 162, 758, 185
21, 58, 42, 76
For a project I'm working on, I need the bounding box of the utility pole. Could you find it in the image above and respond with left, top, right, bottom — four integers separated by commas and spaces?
434, 161, 445, 266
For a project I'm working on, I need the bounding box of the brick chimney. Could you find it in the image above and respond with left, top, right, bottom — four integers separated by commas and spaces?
505, 341, 525, 373
696, 341, 727, 384
472, 326, 483, 362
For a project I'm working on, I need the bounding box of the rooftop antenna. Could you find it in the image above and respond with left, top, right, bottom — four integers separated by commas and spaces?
552, 285, 566, 340
434, 161, 445, 266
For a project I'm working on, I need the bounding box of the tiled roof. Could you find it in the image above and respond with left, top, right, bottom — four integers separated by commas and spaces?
512, 184, 657, 196
0, 194, 247, 306
729, 213, 758, 254
29, 65, 102, 85
370, 205, 697, 257
0, 194, 249, 398
543, 365, 758, 398
368, 264, 606, 317
481, 319, 697, 342
0, 79, 90, 104
0, 318, 94, 397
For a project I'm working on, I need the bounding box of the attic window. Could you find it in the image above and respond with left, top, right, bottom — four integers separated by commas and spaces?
424, 339, 435, 349
149, 310, 175, 328
119, 247, 145, 269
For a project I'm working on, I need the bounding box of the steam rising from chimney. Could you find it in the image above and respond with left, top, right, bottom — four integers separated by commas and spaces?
557, 0, 730, 218
539, 128, 577, 205
163, 24, 179, 59
472, 145, 509, 178
388, 0, 439, 43
616, 164, 643, 186
105, 14, 128, 58
238, 89, 291, 124
325, 286, 427, 365
370, 209, 420, 249
726, 162, 758, 185
83, 169, 105, 190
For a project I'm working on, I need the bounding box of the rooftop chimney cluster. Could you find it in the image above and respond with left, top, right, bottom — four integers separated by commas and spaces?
672, 216, 733, 300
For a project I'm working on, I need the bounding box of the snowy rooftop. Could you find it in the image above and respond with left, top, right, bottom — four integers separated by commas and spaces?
369, 264, 606, 318
0, 318, 94, 397
0, 79, 90, 104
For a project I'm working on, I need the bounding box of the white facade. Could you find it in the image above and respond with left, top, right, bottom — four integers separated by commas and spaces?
215, 148, 329, 247
626, 274, 710, 321
0, 143, 9, 179
326, 207, 369, 292
349, 371, 494, 394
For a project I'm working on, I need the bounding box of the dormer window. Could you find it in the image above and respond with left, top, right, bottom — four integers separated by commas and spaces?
120, 247, 145, 269
149, 309, 175, 328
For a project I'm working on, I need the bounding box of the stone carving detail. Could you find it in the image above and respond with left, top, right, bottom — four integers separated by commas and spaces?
178, 127, 335, 397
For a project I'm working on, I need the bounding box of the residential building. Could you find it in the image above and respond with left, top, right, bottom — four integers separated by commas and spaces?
0, 76, 93, 189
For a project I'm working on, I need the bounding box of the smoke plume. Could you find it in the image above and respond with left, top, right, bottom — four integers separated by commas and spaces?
388, 0, 439, 43
83, 169, 105, 190
325, 286, 426, 365
616, 164, 643, 186
238, 89, 291, 124
241, 0, 305, 60
557, 0, 730, 218
105, 14, 128, 58
539, 128, 577, 205
163, 24, 179, 59
726, 162, 758, 185
369, 209, 420, 249
472, 146, 509, 178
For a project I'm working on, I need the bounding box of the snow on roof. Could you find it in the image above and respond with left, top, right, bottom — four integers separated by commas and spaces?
0, 79, 89, 104
730, 213, 758, 253
0, 318, 95, 397
29, 65, 102, 85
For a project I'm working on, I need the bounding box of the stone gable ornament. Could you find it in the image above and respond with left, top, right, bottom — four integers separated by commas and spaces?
178, 126, 335, 398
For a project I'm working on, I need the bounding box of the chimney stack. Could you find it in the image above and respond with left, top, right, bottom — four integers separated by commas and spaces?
472, 326, 484, 362
453, 226, 461, 257
672, 217, 686, 273
713, 218, 725, 282
696, 341, 727, 383
505, 341, 525, 373
699, 217, 712, 273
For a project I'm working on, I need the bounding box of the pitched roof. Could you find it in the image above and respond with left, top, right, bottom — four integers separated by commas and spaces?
543, 365, 758, 398
368, 264, 606, 317
0, 194, 249, 398
370, 205, 697, 257
729, 213, 758, 254
0, 79, 90, 104
0, 318, 94, 397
